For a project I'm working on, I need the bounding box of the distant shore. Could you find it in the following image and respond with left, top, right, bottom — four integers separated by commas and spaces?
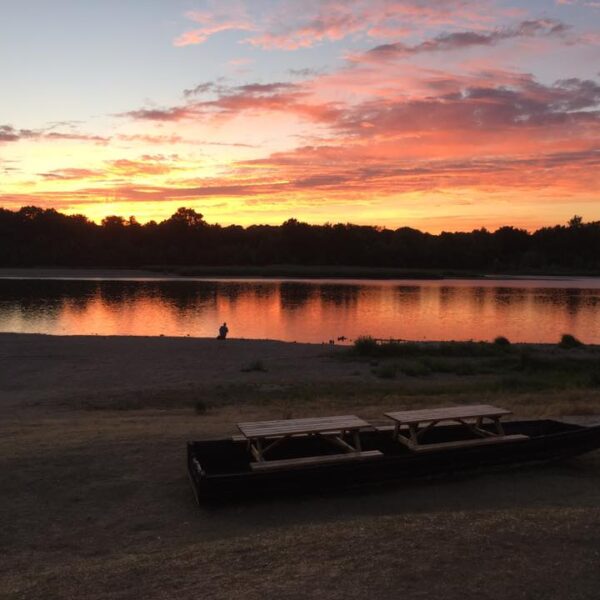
0, 267, 176, 280
1, 266, 600, 281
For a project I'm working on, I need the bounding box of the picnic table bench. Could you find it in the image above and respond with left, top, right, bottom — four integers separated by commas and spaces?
384, 404, 528, 452
237, 415, 382, 470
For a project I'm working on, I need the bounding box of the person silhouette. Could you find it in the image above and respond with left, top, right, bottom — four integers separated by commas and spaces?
217, 322, 229, 340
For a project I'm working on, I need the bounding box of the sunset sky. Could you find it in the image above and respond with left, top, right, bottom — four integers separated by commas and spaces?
1, 0, 599, 231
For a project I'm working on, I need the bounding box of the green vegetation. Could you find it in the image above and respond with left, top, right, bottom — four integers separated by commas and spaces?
350, 336, 600, 397
353, 336, 512, 358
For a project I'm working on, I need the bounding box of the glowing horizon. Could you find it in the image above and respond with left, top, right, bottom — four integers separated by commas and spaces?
1, 0, 599, 233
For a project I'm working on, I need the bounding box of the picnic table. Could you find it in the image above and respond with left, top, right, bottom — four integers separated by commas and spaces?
384, 404, 526, 452
237, 415, 381, 470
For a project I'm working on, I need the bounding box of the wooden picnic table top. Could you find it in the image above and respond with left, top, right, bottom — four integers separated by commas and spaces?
237, 415, 371, 439
384, 404, 511, 426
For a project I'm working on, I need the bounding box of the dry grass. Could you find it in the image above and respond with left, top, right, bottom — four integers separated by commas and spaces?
1, 334, 600, 599
1, 406, 599, 600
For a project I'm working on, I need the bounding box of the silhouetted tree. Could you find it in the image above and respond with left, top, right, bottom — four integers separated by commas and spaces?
1, 207, 599, 273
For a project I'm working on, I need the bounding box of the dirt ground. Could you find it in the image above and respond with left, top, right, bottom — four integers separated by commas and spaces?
1, 334, 599, 599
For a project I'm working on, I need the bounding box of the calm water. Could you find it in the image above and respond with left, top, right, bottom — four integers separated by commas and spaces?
1, 277, 600, 344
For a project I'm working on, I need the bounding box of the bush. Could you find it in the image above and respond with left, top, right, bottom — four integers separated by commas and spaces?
559, 334, 584, 349
494, 336, 511, 347
354, 336, 379, 355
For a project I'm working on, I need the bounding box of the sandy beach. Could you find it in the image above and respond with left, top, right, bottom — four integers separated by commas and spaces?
1, 333, 599, 599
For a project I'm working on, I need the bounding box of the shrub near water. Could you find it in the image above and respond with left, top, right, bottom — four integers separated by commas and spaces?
353, 337, 511, 358
559, 334, 584, 349
354, 336, 379, 355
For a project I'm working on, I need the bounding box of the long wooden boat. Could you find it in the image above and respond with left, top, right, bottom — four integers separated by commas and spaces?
187, 419, 600, 504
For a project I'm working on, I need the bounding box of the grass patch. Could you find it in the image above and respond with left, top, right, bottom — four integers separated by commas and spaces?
401, 361, 432, 377
496, 375, 555, 393
241, 360, 268, 373
352, 337, 515, 358
349, 337, 600, 395
373, 363, 398, 379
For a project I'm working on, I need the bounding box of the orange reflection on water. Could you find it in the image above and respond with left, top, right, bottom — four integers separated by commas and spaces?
1, 278, 600, 344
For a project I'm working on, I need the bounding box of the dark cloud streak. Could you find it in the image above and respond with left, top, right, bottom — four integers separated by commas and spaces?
361, 19, 570, 61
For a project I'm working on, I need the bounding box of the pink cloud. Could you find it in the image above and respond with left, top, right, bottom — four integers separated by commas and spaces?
228, 57, 255, 67
173, 6, 254, 47
107, 158, 176, 177
17, 69, 600, 212
172, 0, 496, 51
123, 81, 342, 124
244, 0, 494, 50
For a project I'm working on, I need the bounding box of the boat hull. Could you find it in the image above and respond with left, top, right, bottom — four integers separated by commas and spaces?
187, 419, 600, 504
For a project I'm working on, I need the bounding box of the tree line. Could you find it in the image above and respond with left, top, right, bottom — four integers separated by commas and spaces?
1, 206, 599, 272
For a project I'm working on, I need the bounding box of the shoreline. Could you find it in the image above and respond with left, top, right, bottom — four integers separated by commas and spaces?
2, 333, 599, 417
0, 267, 180, 280
2, 266, 600, 281
2, 331, 599, 350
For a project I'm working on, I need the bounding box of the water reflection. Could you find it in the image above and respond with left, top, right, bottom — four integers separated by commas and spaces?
1, 278, 600, 344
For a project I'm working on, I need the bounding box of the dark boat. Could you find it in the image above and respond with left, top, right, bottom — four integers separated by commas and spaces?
187, 419, 600, 504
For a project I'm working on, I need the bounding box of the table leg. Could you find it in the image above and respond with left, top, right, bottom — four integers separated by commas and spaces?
409, 424, 419, 445
494, 418, 505, 436
353, 430, 362, 452
249, 438, 264, 462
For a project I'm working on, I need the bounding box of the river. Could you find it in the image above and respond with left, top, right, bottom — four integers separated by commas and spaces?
1, 276, 599, 344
